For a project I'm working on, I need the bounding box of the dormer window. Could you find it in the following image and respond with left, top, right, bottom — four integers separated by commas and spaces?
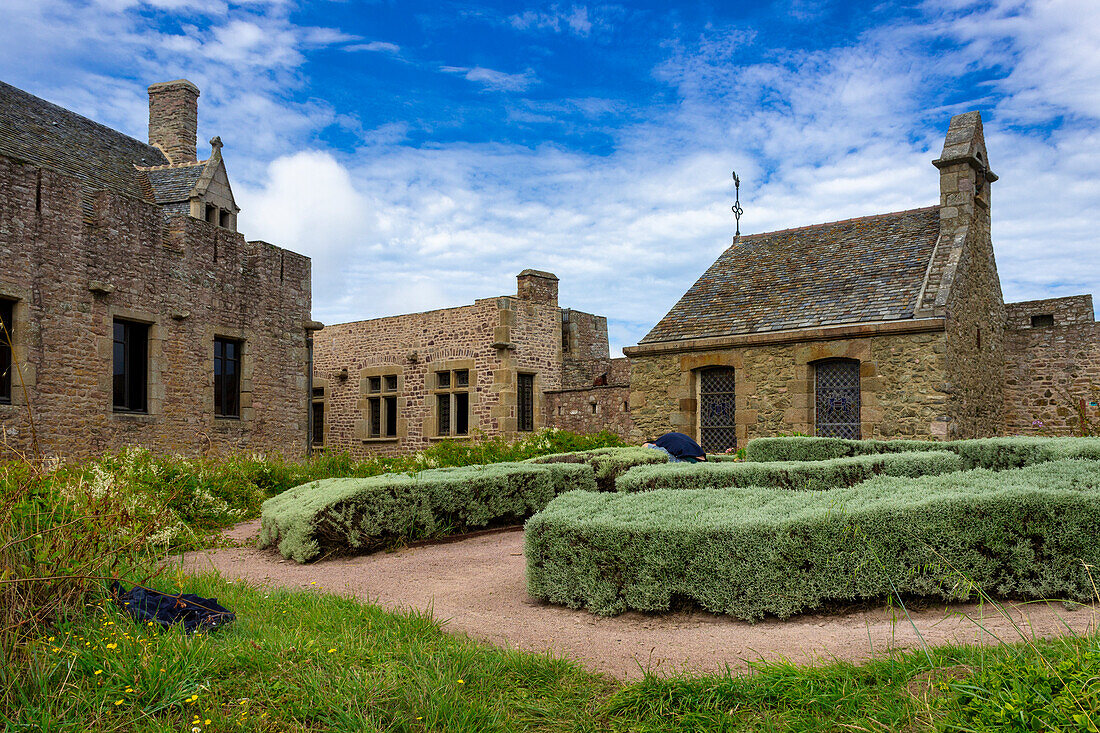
205, 203, 217, 224
219, 209, 232, 229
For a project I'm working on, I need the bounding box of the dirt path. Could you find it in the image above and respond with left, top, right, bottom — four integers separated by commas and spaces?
183, 521, 1099, 680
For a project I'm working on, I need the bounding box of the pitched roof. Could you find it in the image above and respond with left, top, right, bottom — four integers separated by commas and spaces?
640, 207, 941, 344
0, 80, 169, 212
143, 162, 205, 204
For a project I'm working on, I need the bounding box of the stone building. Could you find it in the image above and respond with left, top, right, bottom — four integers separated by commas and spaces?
625, 110, 1099, 449
0, 79, 316, 459
312, 270, 631, 456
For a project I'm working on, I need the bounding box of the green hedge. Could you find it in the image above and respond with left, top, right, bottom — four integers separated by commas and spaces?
744, 435, 1100, 469
616, 451, 962, 492
525, 459, 1100, 620
260, 461, 595, 562
526, 447, 668, 491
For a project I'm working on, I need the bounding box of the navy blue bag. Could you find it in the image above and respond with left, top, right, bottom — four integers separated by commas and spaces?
111, 582, 235, 634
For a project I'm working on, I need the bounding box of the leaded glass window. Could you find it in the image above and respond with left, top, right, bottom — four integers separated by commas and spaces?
699, 368, 736, 452
815, 359, 861, 439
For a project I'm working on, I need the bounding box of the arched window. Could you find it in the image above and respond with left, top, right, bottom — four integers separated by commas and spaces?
699, 367, 736, 452
814, 359, 861, 439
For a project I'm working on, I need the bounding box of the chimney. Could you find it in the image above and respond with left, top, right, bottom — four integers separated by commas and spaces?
516, 269, 559, 306
147, 79, 200, 164
932, 110, 997, 226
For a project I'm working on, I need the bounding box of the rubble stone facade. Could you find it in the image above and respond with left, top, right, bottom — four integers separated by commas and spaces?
0, 79, 313, 459
313, 271, 630, 456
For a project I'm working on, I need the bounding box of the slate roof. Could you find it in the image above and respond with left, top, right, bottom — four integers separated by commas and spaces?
143, 163, 205, 204
0, 80, 169, 208
640, 206, 941, 344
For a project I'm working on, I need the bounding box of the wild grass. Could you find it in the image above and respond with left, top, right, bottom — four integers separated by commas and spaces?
5, 572, 1100, 732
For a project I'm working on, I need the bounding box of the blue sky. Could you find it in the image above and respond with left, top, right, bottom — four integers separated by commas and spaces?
3, 0, 1098, 354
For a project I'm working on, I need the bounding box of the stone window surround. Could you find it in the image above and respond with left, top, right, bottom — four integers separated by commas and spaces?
0, 285, 35, 410
426, 357, 478, 440
673, 339, 883, 444
206, 325, 254, 422
102, 307, 165, 421
356, 364, 406, 443
365, 371, 400, 439
312, 376, 328, 447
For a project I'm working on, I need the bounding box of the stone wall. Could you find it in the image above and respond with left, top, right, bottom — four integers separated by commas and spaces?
626, 324, 950, 448
313, 284, 564, 457
1004, 296, 1100, 435
546, 385, 633, 439
0, 153, 313, 459
562, 308, 612, 388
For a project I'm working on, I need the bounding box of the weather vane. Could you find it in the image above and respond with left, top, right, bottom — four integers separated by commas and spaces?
731, 171, 743, 237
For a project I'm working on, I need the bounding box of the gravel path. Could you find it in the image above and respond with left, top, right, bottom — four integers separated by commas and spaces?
183, 521, 1099, 680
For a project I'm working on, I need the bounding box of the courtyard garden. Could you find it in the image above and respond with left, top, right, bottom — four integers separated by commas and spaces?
5, 431, 1100, 730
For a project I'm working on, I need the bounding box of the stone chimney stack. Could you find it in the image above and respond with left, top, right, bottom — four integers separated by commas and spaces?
516, 269, 559, 307
147, 79, 200, 164
933, 110, 997, 227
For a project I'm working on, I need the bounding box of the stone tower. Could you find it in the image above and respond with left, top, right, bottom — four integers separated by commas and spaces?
147, 79, 199, 164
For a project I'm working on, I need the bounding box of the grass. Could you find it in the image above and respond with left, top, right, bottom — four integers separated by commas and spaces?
6, 571, 1100, 732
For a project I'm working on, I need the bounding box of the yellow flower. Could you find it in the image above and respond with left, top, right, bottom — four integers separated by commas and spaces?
125, 688, 133, 693
47, 636, 55, 641
205, 720, 212, 725
106, 643, 118, 649
94, 670, 102, 675
457, 679, 464, 684
328, 648, 336, 653
114, 700, 123, 706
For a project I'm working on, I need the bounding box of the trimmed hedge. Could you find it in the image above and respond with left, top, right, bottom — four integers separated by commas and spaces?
260, 461, 595, 562
526, 447, 668, 491
616, 451, 962, 492
744, 435, 1100, 469
525, 459, 1100, 620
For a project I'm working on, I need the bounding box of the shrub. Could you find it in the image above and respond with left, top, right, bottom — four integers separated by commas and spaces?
743, 435, 1100, 469
616, 451, 962, 492
526, 447, 668, 491
525, 459, 1100, 621
260, 461, 595, 562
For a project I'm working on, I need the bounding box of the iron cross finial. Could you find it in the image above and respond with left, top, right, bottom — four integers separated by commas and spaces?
731, 171, 743, 237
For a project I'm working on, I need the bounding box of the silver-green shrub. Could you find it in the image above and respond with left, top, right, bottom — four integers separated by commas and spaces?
616, 451, 961, 492
526, 447, 667, 491
525, 459, 1100, 620
260, 461, 595, 562
744, 435, 1100, 468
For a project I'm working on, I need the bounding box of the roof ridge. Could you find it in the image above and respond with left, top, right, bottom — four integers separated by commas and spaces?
736, 205, 939, 241
136, 159, 209, 171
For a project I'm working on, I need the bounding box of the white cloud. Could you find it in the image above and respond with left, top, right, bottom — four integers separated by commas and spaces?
441, 65, 538, 92
345, 41, 400, 54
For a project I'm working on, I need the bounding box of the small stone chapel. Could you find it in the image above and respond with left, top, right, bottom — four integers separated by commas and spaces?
624, 111, 1100, 450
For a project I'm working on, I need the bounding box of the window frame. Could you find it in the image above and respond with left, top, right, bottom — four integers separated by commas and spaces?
214, 336, 242, 418
366, 373, 399, 439
0, 298, 13, 405
813, 358, 862, 439
433, 367, 472, 437
112, 319, 149, 413
698, 367, 737, 452
517, 373, 535, 432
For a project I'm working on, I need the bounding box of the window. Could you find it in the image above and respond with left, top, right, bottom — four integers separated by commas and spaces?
435, 368, 471, 436
219, 209, 232, 229
311, 387, 325, 446
214, 337, 241, 417
1031, 314, 1054, 328
205, 204, 217, 224
518, 373, 535, 432
0, 299, 13, 404
366, 373, 399, 438
113, 319, 148, 412
699, 368, 736, 452
561, 309, 571, 353
815, 359, 861, 439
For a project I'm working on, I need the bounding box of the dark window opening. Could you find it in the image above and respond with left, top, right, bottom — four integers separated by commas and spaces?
622, 401, 628, 412
219, 209, 232, 229
1031, 314, 1054, 328
312, 401, 325, 445
368, 376, 381, 393
214, 337, 241, 417
518, 373, 535, 432
437, 371, 450, 388
205, 204, 217, 224
437, 394, 450, 436
384, 374, 398, 391
590, 402, 597, 415
0, 299, 13, 404
561, 309, 571, 353
385, 396, 398, 437
699, 367, 736, 452
113, 319, 148, 413
976, 326, 982, 350
312, 387, 325, 398
369, 396, 381, 437
454, 370, 469, 388
815, 359, 861, 439
454, 392, 469, 435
